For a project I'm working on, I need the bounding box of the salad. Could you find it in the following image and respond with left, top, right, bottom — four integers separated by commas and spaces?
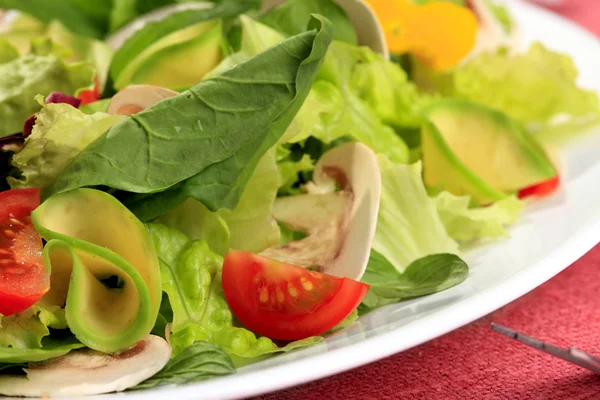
0, 0, 598, 396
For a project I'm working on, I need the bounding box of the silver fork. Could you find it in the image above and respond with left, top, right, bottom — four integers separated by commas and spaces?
491, 323, 600, 374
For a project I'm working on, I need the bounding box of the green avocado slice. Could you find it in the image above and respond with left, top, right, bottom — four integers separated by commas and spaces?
31, 189, 161, 353
421, 99, 557, 204
128, 20, 223, 91
114, 20, 222, 91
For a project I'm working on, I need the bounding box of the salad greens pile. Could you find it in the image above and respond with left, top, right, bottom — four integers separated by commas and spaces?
0, 0, 597, 395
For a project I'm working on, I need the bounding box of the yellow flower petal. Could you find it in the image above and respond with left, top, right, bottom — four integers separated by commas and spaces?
365, 0, 479, 71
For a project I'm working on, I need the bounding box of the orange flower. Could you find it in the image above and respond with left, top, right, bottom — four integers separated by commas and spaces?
365, 0, 479, 71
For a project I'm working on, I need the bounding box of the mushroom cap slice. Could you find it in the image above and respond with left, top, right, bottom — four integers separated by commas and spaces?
261, 0, 389, 59
105, 2, 215, 51
107, 84, 178, 115
0, 335, 171, 397
262, 142, 381, 281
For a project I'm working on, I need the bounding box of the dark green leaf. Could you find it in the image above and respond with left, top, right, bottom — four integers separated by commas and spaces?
0, 363, 25, 373
151, 292, 174, 338
0, 0, 104, 38
260, 0, 357, 45
360, 251, 469, 311
132, 341, 235, 390
46, 16, 334, 222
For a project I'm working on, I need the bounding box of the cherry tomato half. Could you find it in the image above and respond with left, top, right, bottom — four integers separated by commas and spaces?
0, 189, 49, 316
222, 250, 369, 341
518, 175, 560, 199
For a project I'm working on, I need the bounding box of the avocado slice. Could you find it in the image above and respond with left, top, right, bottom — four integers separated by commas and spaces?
422, 99, 557, 204
114, 20, 222, 91
128, 20, 223, 91
31, 189, 161, 354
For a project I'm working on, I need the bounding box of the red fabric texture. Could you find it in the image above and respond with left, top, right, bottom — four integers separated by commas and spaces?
252, 245, 600, 400
249, 6, 600, 399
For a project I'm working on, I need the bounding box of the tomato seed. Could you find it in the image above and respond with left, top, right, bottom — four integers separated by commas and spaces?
259, 287, 269, 303
288, 284, 298, 298
276, 288, 284, 303
300, 278, 313, 291
3, 230, 16, 239
5, 267, 25, 274
9, 218, 23, 226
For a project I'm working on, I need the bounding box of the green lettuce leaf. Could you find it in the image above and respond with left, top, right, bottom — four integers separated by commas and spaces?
108, 0, 138, 33
0, 336, 83, 364
260, 0, 357, 45
207, 15, 286, 78
0, 45, 94, 138
0, 40, 19, 64
277, 152, 314, 196
9, 100, 124, 189
374, 157, 460, 273
132, 341, 235, 390
433, 192, 524, 242
294, 41, 409, 163
157, 148, 281, 255
454, 43, 600, 133
360, 252, 469, 312
46, 16, 334, 223
0, 305, 66, 350
146, 223, 323, 366
350, 45, 435, 129
78, 98, 110, 114
43, 20, 114, 92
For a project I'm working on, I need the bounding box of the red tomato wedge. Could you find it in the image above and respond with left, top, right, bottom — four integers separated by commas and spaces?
222, 250, 369, 341
0, 189, 49, 316
518, 175, 560, 199
77, 76, 100, 105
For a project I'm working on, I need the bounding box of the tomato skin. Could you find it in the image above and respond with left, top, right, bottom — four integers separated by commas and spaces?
518, 175, 560, 199
78, 76, 100, 105
0, 188, 49, 317
222, 250, 369, 341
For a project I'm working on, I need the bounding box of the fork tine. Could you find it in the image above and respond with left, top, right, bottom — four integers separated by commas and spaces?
491, 323, 600, 374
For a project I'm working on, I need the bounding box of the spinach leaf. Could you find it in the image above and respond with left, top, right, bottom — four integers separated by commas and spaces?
260, 0, 357, 45
360, 251, 469, 312
0, 0, 105, 38
46, 16, 334, 222
105, 0, 260, 94
132, 341, 235, 390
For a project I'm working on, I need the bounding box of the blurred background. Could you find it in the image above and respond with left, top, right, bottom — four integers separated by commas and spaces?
531, 0, 600, 35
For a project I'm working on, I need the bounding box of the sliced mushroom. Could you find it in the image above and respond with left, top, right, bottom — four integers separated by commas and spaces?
261, 142, 381, 281
107, 84, 178, 115
106, 2, 215, 51
261, 0, 389, 59
0, 335, 171, 397
466, 0, 521, 60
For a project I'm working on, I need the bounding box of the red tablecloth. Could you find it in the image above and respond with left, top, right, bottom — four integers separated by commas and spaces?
250, 3, 600, 399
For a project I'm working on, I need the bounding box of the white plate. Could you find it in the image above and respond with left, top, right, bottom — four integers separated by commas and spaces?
52, 1, 600, 399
